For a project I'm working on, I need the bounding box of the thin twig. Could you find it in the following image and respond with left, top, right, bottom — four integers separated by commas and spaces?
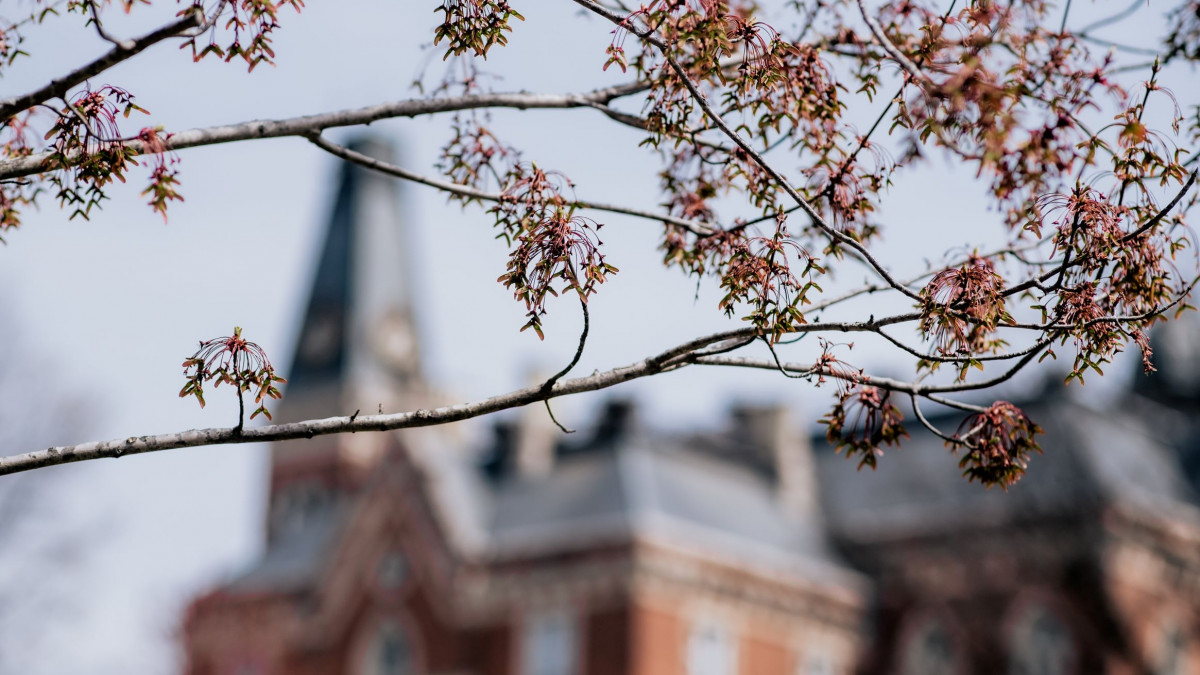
540, 301, 591, 433
308, 134, 716, 236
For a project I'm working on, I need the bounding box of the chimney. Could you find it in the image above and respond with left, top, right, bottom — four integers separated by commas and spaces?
514, 403, 559, 479
733, 405, 819, 516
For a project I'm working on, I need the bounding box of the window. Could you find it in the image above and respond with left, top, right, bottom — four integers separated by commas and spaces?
359, 621, 416, 675
521, 611, 579, 675
376, 550, 409, 590
799, 649, 836, 675
271, 482, 328, 537
899, 619, 957, 675
1008, 605, 1075, 675
687, 620, 735, 675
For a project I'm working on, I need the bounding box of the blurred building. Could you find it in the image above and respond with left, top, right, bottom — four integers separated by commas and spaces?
182, 142, 1200, 675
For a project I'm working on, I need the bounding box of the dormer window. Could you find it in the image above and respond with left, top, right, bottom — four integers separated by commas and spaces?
687, 620, 735, 675
521, 610, 579, 675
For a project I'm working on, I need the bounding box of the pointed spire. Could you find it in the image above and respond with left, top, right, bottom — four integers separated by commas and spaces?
284, 136, 422, 419
266, 136, 424, 540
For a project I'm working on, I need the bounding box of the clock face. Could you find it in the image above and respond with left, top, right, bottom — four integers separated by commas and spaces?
372, 310, 417, 371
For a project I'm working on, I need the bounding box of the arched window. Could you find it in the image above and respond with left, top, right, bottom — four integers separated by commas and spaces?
358, 620, 416, 675
899, 618, 957, 675
1008, 604, 1075, 675
687, 620, 736, 675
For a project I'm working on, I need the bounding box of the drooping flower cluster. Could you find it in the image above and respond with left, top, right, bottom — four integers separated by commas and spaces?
716, 221, 823, 341
920, 254, 1009, 358
181, 0, 306, 71
43, 86, 144, 221
434, 0, 524, 59
952, 401, 1042, 489
491, 165, 617, 339
823, 384, 908, 470
1036, 184, 1191, 382
180, 327, 287, 424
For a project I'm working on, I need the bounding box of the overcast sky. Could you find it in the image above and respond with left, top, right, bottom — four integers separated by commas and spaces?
0, 0, 1191, 671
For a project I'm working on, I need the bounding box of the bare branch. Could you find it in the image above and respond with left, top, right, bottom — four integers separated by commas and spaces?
0, 325, 722, 476
0, 313, 933, 476
86, 1, 135, 50
540, 300, 591, 433
693, 336, 1048, 396
909, 394, 964, 444
0, 81, 651, 180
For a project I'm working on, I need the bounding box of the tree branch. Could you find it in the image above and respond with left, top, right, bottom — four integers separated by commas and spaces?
692, 336, 1048, 396
0, 7, 203, 120
854, 0, 932, 85
0, 313, 929, 477
0, 81, 651, 180
307, 133, 717, 236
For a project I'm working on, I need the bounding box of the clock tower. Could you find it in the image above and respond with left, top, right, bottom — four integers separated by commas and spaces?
266, 136, 424, 543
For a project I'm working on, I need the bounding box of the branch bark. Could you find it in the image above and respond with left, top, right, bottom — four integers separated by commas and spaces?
0, 81, 650, 180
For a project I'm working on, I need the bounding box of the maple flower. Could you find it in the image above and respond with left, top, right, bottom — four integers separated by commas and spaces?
180, 327, 286, 425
